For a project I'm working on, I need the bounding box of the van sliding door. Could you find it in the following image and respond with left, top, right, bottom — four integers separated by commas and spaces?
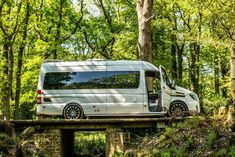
106, 66, 144, 114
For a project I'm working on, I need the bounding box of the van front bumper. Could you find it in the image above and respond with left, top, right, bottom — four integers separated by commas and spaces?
187, 101, 200, 113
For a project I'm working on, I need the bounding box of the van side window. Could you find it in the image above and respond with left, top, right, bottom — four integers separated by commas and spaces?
43, 72, 106, 89
106, 71, 139, 88
43, 71, 139, 90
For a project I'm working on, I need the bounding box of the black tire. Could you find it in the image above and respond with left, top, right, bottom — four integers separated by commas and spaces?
63, 104, 83, 119
169, 101, 188, 117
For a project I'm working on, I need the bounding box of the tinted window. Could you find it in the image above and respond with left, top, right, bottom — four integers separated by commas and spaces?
43, 71, 140, 90
106, 71, 139, 88
43, 72, 107, 89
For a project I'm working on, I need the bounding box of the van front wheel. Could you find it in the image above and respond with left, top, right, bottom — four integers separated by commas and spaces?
169, 101, 188, 117
63, 104, 83, 119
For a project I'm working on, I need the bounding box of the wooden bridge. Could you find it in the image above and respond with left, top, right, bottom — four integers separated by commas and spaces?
6, 117, 182, 157
10, 117, 176, 130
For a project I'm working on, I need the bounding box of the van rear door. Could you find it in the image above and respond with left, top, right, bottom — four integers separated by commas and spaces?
159, 65, 171, 111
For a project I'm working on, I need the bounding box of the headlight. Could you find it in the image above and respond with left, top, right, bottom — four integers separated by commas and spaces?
189, 93, 198, 101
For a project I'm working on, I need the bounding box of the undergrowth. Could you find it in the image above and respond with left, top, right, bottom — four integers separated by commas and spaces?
74, 132, 105, 157
124, 116, 235, 157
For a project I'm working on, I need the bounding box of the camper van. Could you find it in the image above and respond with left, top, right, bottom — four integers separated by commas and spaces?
36, 60, 200, 119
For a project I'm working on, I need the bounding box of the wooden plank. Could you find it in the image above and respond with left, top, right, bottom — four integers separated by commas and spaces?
5, 117, 185, 130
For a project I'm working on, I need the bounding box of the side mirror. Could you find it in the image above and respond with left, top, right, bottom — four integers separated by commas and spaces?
171, 79, 176, 89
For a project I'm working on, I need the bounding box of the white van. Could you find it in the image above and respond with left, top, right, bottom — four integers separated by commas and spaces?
36, 60, 200, 119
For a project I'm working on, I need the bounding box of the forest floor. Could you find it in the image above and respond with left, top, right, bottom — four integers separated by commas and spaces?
0, 116, 234, 157
124, 116, 235, 157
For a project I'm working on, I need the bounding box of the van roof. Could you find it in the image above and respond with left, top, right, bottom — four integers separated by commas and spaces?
41, 60, 159, 71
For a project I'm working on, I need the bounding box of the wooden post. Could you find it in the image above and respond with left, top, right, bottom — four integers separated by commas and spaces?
61, 130, 74, 157
105, 128, 124, 157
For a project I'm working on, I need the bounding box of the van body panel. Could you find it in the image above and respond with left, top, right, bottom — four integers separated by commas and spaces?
39, 62, 107, 115
42, 92, 107, 114
37, 103, 64, 115
36, 60, 200, 117
171, 86, 200, 112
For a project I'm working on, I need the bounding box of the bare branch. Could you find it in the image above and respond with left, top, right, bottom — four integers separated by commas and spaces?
220, 21, 234, 41
83, 31, 95, 52
97, 0, 112, 28
33, 26, 48, 42
62, 0, 84, 41
101, 37, 115, 52
175, 3, 191, 30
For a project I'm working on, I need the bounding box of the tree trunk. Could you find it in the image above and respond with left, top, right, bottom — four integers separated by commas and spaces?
231, 44, 235, 98
221, 60, 228, 98
214, 54, 220, 95
171, 33, 177, 80
14, 1, 30, 120
171, 11, 178, 81
177, 43, 184, 86
227, 40, 235, 122
1, 38, 14, 120
1, 43, 10, 120
7, 43, 14, 120
52, 0, 64, 59
136, 0, 153, 91
136, 0, 153, 63
189, 42, 199, 94
189, 5, 201, 94
227, 0, 235, 123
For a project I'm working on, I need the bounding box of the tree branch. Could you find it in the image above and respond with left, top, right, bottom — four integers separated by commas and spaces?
175, 3, 191, 30
12, 0, 22, 35
83, 31, 95, 52
97, 0, 112, 28
0, 0, 6, 35
33, 26, 48, 42
62, 0, 84, 41
101, 37, 115, 52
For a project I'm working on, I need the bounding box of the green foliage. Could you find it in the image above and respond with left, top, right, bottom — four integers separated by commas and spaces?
203, 96, 229, 115
74, 132, 105, 156
228, 145, 235, 157
0, 133, 17, 156
18, 56, 43, 119
0, 0, 233, 119
129, 116, 233, 157
112, 151, 125, 157
154, 151, 171, 157
206, 129, 218, 148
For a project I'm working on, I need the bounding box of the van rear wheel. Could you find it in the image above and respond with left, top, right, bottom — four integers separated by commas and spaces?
169, 101, 188, 117
63, 104, 83, 119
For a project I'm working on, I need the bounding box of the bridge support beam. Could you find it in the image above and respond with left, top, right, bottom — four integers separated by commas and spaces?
61, 130, 74, 157
105, 128, 125, 157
